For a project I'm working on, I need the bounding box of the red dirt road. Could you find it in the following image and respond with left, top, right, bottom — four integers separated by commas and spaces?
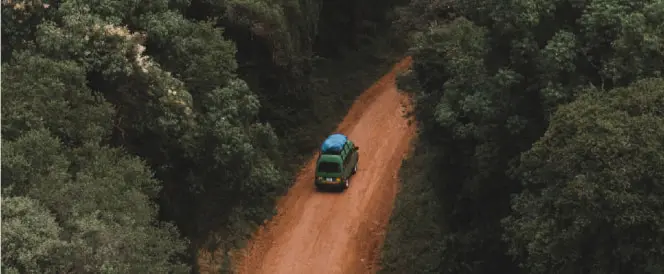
235, 57, 415, 274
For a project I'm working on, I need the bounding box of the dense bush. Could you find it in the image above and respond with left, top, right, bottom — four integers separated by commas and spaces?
382, 0, 664, 273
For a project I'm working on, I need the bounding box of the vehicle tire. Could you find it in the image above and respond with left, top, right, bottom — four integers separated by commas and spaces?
344, 178, 350, 189
352, 160, 358, 175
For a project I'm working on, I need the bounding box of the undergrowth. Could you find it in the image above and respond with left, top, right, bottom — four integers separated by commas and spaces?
379, 139, 447, 274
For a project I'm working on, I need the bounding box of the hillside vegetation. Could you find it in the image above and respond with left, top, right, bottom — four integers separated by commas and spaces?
382, 0, 664, 273
1, 0, 405, 272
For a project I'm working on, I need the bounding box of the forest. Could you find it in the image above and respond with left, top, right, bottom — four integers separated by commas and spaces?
1, 0, 405, 272
2, 0, 663, 273
381, 0, 664, 273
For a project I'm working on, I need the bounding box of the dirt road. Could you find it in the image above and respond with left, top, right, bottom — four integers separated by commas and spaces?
235, 57, 415, 274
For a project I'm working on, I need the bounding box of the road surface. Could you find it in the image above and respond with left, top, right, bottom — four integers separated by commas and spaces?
235, 57, 414, 274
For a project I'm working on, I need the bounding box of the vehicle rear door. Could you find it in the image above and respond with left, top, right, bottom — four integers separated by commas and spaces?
316, 159, 342, 183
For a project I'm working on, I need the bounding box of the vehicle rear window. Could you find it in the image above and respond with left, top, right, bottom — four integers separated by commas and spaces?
318, 162, 340, 173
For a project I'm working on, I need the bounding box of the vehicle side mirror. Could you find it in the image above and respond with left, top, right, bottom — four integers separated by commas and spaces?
354, 146, 359, 151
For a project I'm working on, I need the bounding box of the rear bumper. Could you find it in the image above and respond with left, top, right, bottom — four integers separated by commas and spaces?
315, 181, 344, 190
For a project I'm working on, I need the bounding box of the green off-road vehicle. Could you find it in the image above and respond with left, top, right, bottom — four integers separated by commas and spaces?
314, 134, 359, 191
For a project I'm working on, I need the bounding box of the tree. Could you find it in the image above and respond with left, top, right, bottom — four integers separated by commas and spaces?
1, 52, 114, 145
3, 0, 407, 271
1, 53, 189, 273
503, 78, 664, 274
394, 17, 525, 273
392, 0, 456, 37
1, 0, 53, 60
1, 195, 68, 274
139, 11, 238, 98
382, 0, 664, 273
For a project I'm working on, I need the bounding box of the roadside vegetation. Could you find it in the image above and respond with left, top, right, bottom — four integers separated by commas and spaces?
381, 0, 664, 273
1, 0, 405, 272
5, 0, 663, 273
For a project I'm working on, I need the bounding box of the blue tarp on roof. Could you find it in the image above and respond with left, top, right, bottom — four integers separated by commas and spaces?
321, 134, 347, 153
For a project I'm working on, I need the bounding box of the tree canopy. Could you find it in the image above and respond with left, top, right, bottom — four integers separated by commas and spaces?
2, 53, 189, 272
2, 0, 405, 272
504, 78, 664, 274
6, 0, 664, 272
3, 0, 283, 270
381, 0, 664, 273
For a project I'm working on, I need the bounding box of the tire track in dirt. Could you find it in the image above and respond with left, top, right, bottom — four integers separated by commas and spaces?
232, 56, 414, 274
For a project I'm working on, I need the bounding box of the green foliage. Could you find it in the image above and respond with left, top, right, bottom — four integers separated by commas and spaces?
1, 52, 114, 144
503, 78, 664, 274
383, 0, 664, 273
190, 0, 317, 65
1, 53, 189, 272
2, 0, 406, 272
140, 11, 238, 97
393, 18, 525, 273
186, 0, 407, 156
393, 0, 456, 37
1, 1, 52, 59
380, 145, 446, 274
2, 195, 67, 274
2, 0, 284, 271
